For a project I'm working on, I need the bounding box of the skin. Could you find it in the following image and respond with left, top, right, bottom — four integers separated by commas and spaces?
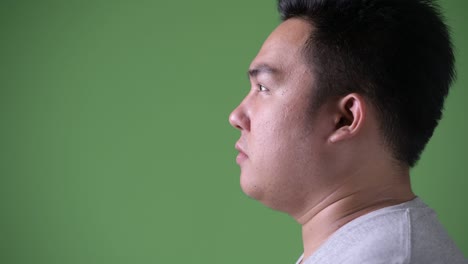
229, 18, 415, 261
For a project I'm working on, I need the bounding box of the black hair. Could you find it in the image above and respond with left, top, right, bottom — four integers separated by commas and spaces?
278, 0, 455, 167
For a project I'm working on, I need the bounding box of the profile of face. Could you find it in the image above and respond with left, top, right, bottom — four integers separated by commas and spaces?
229, 19, 337, 214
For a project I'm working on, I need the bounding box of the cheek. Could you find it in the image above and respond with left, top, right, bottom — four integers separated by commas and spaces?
242, 113, 316, 205
251, 103, 312, 168
239, 96, 324, 205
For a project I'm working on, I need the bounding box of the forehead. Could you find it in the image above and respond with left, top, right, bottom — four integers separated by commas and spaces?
250, 18, 312, 70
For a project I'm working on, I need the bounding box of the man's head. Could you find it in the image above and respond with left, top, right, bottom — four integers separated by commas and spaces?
229, 0, 454, 215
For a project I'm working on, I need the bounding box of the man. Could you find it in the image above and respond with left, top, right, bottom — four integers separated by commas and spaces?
229, 0, 467, 263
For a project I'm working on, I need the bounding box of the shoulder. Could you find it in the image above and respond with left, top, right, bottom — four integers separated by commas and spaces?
304, 198, 467, 264
405, 200, 466, 264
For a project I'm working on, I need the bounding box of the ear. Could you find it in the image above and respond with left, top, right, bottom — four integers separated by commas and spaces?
328, 93, 366, 143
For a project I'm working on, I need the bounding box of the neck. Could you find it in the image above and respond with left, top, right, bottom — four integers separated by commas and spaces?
295, 171, 415, 261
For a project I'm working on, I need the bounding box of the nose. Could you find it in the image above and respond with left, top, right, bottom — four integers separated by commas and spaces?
229, 101, 250, 131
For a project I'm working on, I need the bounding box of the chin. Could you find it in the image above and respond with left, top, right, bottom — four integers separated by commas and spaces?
239, 172, 287, 212
239, 172, 264, 200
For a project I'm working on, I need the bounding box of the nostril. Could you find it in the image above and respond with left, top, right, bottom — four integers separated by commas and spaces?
229, 113, 244, 131
230, 118, 243, 131
229, 104, 249, 131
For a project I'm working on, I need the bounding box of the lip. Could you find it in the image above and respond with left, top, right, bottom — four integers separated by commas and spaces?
235, 142, 248, 164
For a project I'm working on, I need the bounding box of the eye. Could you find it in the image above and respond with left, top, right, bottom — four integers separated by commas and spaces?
258, 84, 269, 92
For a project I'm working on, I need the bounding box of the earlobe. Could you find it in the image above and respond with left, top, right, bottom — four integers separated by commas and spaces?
328, 94, 365, 143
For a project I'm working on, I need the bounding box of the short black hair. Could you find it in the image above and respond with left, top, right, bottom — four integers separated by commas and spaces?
278, 0, 455, 167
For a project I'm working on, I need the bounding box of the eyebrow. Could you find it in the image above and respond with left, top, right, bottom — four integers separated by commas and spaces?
247, 64, 279, 79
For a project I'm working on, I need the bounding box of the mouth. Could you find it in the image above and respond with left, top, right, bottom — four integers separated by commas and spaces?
235, 142, 248, 164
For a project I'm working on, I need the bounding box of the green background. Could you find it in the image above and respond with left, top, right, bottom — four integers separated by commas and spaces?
0, 0, 466, 263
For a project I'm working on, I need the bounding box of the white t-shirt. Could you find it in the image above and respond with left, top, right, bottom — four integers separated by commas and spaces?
296, 198, 467, 264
